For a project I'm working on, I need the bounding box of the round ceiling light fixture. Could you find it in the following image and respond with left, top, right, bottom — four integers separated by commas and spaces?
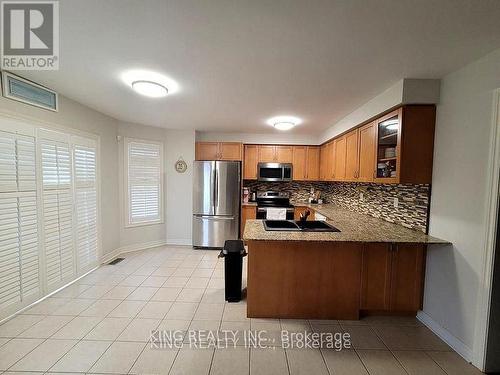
266, 116, 302, 131
131, 80, 168, 98
121, 70, 180, 98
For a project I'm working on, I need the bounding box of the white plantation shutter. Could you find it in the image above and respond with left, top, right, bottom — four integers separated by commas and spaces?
41, 138, 76, 290
0, 130, 39, 312
126, 140, 163, 225
73, 142, 98, 272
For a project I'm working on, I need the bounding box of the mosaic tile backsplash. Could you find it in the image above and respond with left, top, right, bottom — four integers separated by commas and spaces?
243, 180, 430, 233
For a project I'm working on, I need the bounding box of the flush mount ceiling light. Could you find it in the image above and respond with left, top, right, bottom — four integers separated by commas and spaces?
121, 70, 179, 98
266, 116, 302, 131
131, 80, 168, 97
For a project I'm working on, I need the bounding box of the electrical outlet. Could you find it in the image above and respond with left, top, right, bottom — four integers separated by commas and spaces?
360, 192, 364, 201
393, 197, 399, 208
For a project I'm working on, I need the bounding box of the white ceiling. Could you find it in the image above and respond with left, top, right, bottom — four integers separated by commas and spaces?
21, 0, 500, 134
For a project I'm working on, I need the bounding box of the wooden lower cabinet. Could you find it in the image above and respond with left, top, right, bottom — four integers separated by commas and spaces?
360, 243, 425, 313
241, 205, 256, 236
294, 206, 315, 221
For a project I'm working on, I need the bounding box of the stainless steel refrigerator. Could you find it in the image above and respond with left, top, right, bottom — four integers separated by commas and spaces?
193, 161, 240, 248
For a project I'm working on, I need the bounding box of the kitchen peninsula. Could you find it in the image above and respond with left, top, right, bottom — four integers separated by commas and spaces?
243, 204, 448, 320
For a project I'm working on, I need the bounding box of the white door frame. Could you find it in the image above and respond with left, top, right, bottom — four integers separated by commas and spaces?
473, 88, 500, 370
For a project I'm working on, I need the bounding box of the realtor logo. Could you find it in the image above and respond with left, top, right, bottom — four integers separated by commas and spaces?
1, 1, 59, 70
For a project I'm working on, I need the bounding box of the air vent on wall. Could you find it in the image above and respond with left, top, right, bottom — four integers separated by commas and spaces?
1, 71, 58, 111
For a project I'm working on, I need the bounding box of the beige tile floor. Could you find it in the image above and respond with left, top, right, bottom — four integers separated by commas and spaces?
0, 246, 483, 375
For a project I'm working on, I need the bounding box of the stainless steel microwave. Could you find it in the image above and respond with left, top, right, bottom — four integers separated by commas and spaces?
257, 162, 293, 182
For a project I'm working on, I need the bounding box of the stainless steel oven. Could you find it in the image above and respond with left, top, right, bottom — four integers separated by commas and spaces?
257, 162, 293, 182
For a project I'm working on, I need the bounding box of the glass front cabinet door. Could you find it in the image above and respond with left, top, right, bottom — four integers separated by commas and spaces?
374, 108, 401, 183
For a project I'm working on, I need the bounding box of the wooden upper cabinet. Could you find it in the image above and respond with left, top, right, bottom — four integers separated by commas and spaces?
293, 146, 320, 181
319, 142, 334, 181
219, 142, 243, 160
243, 145, 258, 179
275, 146, 293, 163
358, 122, 376, 182
195, 142, 242, 161
345, 129, 359, 181
374, 105, 435, 184
306, 147, 320, 181
333, 136, 346, 181
258, 145, 276, 162
292, 146, 307, 180
195, 142, 219, 160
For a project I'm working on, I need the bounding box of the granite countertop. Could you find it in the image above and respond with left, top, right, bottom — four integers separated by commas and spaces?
242, 201, 257, 206
243, 203, 449, 244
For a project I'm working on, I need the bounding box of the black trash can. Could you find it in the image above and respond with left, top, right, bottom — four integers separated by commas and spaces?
219, 240, 247, 302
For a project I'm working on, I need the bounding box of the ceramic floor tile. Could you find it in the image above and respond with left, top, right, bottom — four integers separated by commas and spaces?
280, 319, 312, 332
0, 338, 43, 370
176, 288, 205, 303
9, 339, 77, 372
84, 317, 132, 341
141, 276, 168, 287
210, 346, 249, 375
393, 350, 447, 375
152, 287, 183, 302
426, 351, 483, 375
186, 277, 210, 289
129, 346, 178, 375
0, 315, 44, 337
137, 301, 173, 319
51, 284, 91, 299
165, 302, 199, 320
50, 298, 95, 316
341, 325, 386, 350
119, 275, 149, 287
78, 285, 114, 299
18, 315, 74, 338
80, 299, 121, 317
126, 286, 159, 301
102, 286, 137, 300
363, 315, 423, 327
158, 319, 191, 331
117, 318, 161, 342
222, 305, 249, 322
207, 278, 225, 289
193, 268, 214, 278
194, 303, 225, 321
172, 268, 195, 278
201, 288, 225, 304
49, 340, 111, 373
108, 300, 147, 318
311, 323, 343, 334
321, 349, 369, 375
357, 350, 407, 375
250, 319, 281, 331
373, 326, 451, 351
169, 347, 214, 375
152, 267, 177, 277
163, 277, 189, 288
23, 298, 70, 315
286, 348, 329, 375
89, 341, 146, 374
51, 316, 102, 339
250, 347, 288, 375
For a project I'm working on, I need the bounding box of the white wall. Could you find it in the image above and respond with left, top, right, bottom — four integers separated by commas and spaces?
0, 94, 120, 257
118, 122, 195, 248
424, 47, 500, 367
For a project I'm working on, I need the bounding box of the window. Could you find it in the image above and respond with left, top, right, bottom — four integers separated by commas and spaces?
0, 117, 100, 319
125, 138, 163, 226
0, 130, 40, 313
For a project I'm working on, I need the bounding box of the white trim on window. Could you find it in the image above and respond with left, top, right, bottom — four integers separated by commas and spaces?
124, 137, 164, 228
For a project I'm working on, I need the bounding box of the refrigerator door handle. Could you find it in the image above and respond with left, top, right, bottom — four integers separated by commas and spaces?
194, 215, 235, 220
214, 167, 219, 209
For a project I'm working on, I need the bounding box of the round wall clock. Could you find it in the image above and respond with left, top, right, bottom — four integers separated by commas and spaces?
175, 158, 188, 173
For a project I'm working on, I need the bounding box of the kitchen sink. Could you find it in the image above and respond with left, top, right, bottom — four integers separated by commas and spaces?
263, 220, 341, 232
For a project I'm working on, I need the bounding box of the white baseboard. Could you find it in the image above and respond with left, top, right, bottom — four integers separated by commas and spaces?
417, 310, 473, 362
166, 238, 192, 246
100, 240, 169, 264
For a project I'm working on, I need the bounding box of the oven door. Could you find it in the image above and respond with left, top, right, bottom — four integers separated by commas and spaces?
258, 163, 284, 181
